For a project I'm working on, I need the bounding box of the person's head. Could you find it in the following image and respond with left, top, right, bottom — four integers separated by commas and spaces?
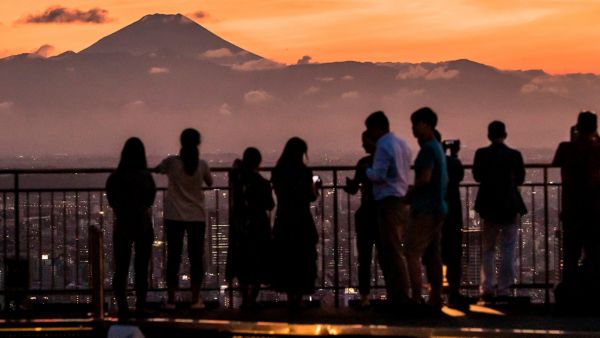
361, 130, 376, 155
242, 147, 262, 171
411, 107, 438, 141
276, 137, 308, 169
576, 111, 597, 136
365, 111, 390, 141
118, 137, 147, 171
487, 120, 507, 143
180, 128, 201, 147
179, 128, 200, 176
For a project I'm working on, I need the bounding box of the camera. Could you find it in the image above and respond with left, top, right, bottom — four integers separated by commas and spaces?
442, 139, 461, 154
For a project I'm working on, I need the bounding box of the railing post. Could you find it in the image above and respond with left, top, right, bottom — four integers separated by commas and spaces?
89, 225, 104, 320
333, 170, 339, 308
14, 172, 20, 260
543, 167, 550, 304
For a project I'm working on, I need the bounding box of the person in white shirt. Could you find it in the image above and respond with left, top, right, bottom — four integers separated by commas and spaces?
365, 111, 412, 304
156, 128, 213, 310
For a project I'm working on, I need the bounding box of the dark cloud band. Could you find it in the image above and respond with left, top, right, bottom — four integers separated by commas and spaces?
18, 6, 112, 24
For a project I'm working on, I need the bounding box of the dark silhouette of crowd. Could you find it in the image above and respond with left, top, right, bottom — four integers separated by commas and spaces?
106, 110, 600, 319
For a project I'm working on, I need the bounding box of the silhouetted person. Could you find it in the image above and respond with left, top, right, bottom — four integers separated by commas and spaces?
365, 111, 411, 304
106, 137, 156, 319
473, 121, 527, 300
344, 131, 378, 307
271, 137, 320, 309
157, 128, 213, 310
440, 136, 466, 308
227, 147, 275, 309
553, 112, 600, 308
405, 107, 448, 309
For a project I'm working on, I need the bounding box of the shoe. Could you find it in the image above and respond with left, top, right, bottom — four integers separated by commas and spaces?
191, 298, 205, 310
480, 292, 495, 303
164, 302, 176, 310
448, 293, 470, 311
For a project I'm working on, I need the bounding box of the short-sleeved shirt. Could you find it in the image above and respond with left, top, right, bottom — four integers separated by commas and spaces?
411, 139, 448, 217
157, 156, 212, 222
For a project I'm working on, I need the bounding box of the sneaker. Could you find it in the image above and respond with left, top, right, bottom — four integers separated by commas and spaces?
191, 299, 205, 310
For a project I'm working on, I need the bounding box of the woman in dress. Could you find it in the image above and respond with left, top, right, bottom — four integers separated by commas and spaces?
227, 147, 274, 308
106, 137, 156, 319
271, 137, 320, 309
156, 128, 213, 309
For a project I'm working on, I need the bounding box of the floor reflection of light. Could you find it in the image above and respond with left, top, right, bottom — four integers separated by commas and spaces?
468, 304, 506, 316
441, 306, 466, 317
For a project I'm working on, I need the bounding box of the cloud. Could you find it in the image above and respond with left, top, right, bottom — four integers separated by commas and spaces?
18, 6, 113, 24
296, 55, 313, 65
27, 44, 55, 58
396, 64, 459, 80
219, 103, 233, 116
201, 48, 234, 59
303, 86, 320, 95
123, 100, 146, 110
148, 67, 170, 74
341, 75, 354, 81
520, 75, 568, 95
244, 90, 273, 104
191, 11, 207, 20
0, 101, 14, 114
231, 59, 285, 71
316, 76, 335, 82
396, 65, 429, 80
425, 66, 460, 80
341, 91, 359, 99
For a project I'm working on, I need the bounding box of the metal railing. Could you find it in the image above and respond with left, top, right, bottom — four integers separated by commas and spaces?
0, 164, 563, 309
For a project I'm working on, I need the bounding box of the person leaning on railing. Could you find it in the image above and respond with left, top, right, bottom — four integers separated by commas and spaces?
155, 128, 213, 310
553, 111, 600, 310
106, 137, 157, 320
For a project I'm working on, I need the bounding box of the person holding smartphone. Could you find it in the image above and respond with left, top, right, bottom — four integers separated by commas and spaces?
271, 137, 321, 310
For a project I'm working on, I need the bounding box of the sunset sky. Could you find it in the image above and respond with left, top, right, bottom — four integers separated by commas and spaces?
1, 0, 600, 74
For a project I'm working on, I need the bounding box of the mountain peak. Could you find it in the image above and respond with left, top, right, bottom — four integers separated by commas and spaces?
139, 13, 194, 24
80, 13, 261, 61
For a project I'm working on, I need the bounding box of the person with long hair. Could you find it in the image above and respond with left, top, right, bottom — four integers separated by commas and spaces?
156, 128, 213, 309
106, 137, 156, 319
271, 137, 320, 309
226, 147, 274, 309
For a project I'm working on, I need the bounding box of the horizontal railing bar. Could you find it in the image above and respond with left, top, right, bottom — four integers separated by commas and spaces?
0, 163, 558, 175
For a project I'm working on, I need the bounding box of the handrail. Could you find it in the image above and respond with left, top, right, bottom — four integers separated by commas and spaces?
0, 163, 563, 310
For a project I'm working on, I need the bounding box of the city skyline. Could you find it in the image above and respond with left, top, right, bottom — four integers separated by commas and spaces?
2, 1, 600, 74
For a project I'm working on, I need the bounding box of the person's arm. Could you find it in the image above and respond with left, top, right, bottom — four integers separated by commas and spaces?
514, 151, 526, 186
457, 159, 465, 183
552, 143, 566, 167
105, 173, 120, 210
203, 161, 214, 187
263, 179, 275, 211
155, 157, 170, 174
413, 146, 434, 189
472, 149, 483, 183
344, 159, 362, 194
144, 173, 157, 209
366, 143, 390, 183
